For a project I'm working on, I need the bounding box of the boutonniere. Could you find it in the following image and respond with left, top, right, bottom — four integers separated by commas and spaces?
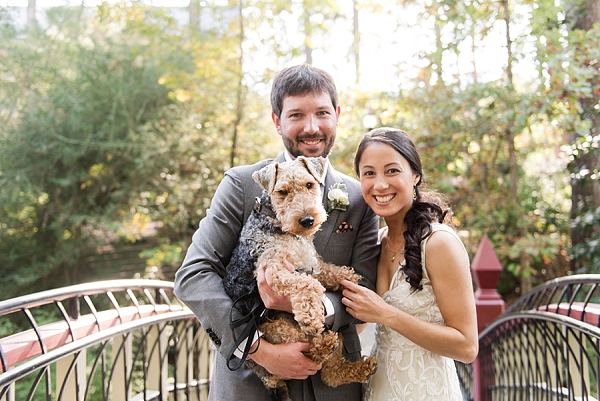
327, 183, 349, 214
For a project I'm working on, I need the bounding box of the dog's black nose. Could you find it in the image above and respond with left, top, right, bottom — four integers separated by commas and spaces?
299, 216, 314, 228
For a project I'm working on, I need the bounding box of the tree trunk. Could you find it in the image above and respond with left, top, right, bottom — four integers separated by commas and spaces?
230, 0, 245, 168
471, 24, 478, 84
303, 7, 313, 65
568, 0, 600, 271
502, 0, 532, 293
189, 0, 201, 35
428, 0, 444, 87
27, 0, 37, 31
352, 0, 360, 85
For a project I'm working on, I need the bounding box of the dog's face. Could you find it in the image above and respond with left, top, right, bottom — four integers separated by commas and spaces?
253, 156, 329, 236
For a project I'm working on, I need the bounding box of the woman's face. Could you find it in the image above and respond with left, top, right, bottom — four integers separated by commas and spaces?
357, 142, 420, 219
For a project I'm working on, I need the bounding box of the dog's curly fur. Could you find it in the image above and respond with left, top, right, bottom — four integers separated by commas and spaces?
223, 156, 377, 401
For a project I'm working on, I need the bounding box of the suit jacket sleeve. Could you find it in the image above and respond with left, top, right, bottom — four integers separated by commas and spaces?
173, 163, 264, 359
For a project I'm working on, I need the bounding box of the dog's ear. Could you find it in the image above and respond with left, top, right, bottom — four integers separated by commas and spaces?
252, 162, 279, 192
298, 156, 327, 184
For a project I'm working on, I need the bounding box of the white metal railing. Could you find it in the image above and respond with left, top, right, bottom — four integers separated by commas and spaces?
0, 280, 214, 401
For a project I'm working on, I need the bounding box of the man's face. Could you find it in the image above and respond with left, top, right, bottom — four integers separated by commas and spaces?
272, 91, 340, 159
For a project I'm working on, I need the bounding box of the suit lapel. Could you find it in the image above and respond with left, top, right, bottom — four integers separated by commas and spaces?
314, 165, 344, 255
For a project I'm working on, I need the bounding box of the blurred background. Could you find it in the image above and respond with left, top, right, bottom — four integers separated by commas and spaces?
0, 0, 598, 309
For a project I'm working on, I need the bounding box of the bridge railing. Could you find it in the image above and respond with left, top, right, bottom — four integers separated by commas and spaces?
0, 279, 214, 401
5, 275, 600, 401
461, 274, 600, 401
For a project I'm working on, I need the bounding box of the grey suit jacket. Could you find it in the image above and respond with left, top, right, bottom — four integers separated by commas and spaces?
174, 154, 380, 401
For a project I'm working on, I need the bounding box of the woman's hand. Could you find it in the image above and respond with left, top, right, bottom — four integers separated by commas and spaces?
340, 279, 391, 324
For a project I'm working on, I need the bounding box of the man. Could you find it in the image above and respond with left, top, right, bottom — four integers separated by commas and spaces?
174, 64, 380, 401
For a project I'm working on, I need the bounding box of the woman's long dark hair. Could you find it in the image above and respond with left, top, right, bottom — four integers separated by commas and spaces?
354, 127, 450, 292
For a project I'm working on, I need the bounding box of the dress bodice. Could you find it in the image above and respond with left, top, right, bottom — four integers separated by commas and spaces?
364, 223, 466, 401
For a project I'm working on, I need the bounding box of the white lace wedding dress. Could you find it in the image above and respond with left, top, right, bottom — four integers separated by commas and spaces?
364, 223, 464, 401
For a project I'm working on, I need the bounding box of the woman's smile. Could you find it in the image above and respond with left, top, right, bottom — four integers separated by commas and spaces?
374, 194, 395, 203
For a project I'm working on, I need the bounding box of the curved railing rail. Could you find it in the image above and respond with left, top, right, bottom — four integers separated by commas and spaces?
505, 274, 600, 326
460, 274, 600, 401
0, 280, 214, 401
479, 311, 600, 400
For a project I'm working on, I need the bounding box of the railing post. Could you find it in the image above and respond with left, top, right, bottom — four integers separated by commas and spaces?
55, 351, 86, 401
471, 234, 505, 401
197, 329, 212, 400
0, 383, 15, 401
69, 297, 80, 320
112, 334, 133, 399
175, 322, 198, 401
146, 323, 169, 400
568, 329, 588, 398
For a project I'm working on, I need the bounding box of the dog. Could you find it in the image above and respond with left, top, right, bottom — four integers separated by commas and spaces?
223, 156, 377, 401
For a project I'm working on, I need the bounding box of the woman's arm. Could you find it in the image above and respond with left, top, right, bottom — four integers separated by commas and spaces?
340, 230, 478, 364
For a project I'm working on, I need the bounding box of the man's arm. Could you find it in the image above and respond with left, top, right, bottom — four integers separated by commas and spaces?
174, 167, 254, 359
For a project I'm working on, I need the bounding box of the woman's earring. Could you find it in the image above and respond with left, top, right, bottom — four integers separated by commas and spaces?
413, 187, 417, 200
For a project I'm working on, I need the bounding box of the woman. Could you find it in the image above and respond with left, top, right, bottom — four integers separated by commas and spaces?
340, 127, 478, 400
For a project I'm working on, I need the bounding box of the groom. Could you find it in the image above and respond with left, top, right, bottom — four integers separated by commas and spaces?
174, 64, 380, 401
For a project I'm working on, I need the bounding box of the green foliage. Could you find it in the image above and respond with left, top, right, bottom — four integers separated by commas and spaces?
528, 0, 600, 272
570, 206, 600, 272
336, 73, 571, 297
0, 1, 282, 300
0, 4, 180, 299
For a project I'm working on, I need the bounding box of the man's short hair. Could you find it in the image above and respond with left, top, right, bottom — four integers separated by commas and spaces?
270, 64, 339, 118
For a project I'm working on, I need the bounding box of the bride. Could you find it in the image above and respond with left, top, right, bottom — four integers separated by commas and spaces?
341, 127, 478, 400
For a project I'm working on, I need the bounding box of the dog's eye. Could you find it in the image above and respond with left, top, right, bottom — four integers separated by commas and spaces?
306, 182, 313, 189
278, 190, 288, 196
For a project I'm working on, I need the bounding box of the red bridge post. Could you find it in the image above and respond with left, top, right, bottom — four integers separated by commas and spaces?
471, 234, 505, 401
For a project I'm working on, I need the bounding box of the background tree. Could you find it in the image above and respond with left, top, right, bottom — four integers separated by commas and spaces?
0, 3, 174, 298
566, 0, 600, 271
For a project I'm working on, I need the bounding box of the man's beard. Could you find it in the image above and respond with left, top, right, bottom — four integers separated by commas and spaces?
283, 134, 336, 159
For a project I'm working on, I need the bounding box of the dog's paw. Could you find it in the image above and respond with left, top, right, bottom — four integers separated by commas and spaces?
349, 355, 378, 383
362, 356, 378, 377
339, 266, 362, 284
298, 320, 324, 335
319, 330, 339, 354
309, 331, 339, 363
293, 308, 325, 335
321, 355, 379, 387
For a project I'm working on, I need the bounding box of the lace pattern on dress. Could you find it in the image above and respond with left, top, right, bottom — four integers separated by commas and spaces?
364, 223, 465, 401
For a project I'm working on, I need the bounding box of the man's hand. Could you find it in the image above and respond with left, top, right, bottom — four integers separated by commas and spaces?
256, 261, 294, 313
248, 340, 322, 379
